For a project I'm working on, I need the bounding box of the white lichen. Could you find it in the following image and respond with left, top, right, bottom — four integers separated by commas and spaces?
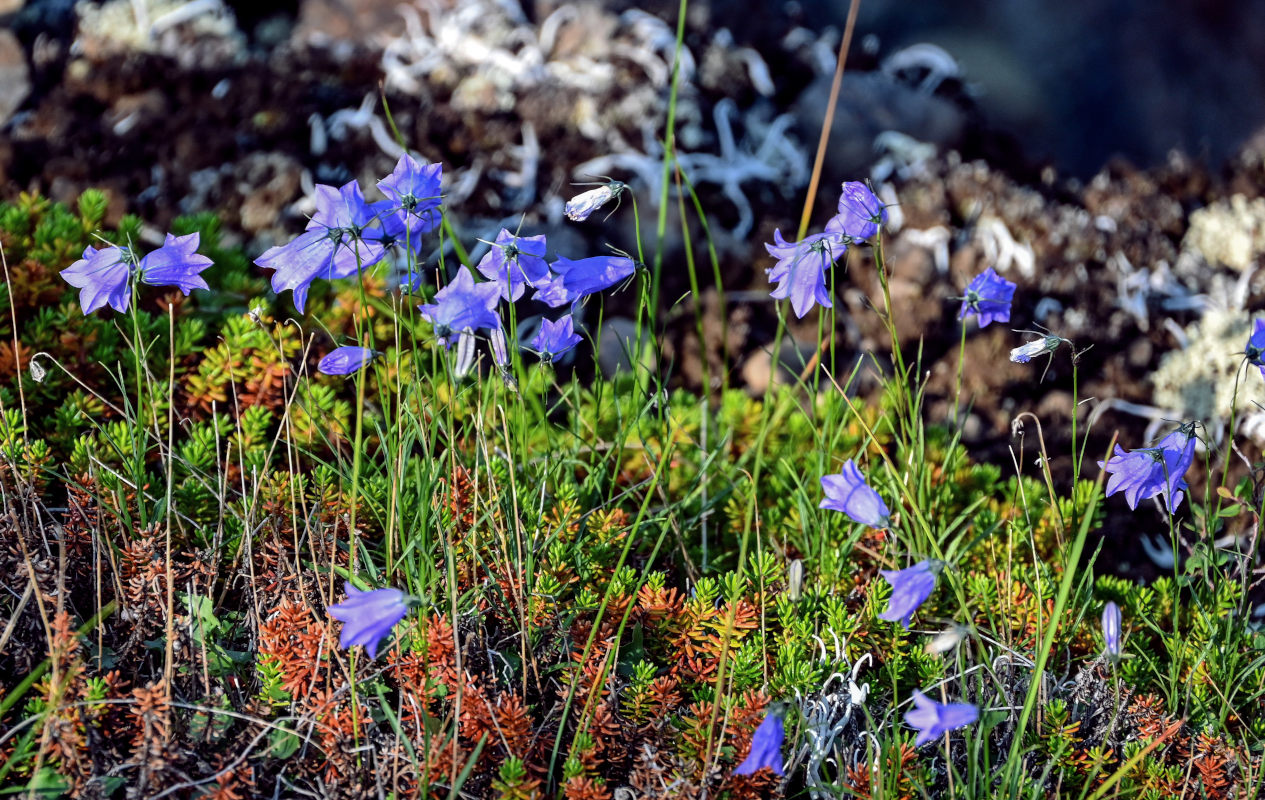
1150, 308, 1253, 433
1183, 194, 1265, 272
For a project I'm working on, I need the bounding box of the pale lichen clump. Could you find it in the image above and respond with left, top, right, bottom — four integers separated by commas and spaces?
1183, 194, 1265, 272
1151, 308, 1251, 426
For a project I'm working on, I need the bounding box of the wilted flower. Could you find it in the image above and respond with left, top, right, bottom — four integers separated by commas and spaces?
531, 315, 583, 362
533, 255, 637, 307
476, 229, 549, 301
1098, 425, 1196, 512
62, 233, 214, 315
1009, 334, 1067, 364
418, 267, 501, 348
764, 230, 845, 318
825, 181, 886, 242
878, 560, 938, 629
958, 267, 1016, 328
256, 181, 386, 313
1102, 601, 1121, 659
905, 690, 978, 746
452, 329, 478, 378
318, 346, 376, 375
376, 153, 443, 240
328, 582, 409, 660
1245, 319, 1265, 378
733, 710, 784, 776
565, 180, 626, 221
820, 459, 889, 528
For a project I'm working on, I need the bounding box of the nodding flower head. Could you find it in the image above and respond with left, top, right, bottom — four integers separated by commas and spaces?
732, 710, 785, 777
878, 560, 939, 630
417, 267, 501, 348
819, 459, 889, 528
1245, 319, 1265, 377
1102, 601, 1122, 659
826, 181, 887, 242
317, 346, 377, 375
764, 229, 845, 319
476, 229, 549, 302
958, 267, 1016, 328
530, 315, 583, 363
1009, 333, 1068, 364
565, 180, 626, 222
905, 690, 978, 746
328, 582, 410, 660
1097, 426, 1196, 513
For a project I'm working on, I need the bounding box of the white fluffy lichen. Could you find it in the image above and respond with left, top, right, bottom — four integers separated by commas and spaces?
1183, 194, 1265, 272
1151, 308, 1252, 430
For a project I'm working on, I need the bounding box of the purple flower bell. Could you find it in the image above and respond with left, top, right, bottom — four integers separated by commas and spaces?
1245, 319, 1265, 378
476, 229, 549, 302
532, 255, 637, 308
733, 710, 784, 776
318, 346, 376, 375
418, 266, 501, 348
764, 230, 844, 319
328, 582, 410, 660
905, 690, 978, 746
1102, 601, 1122, 660
1098, 425, 1196, 512
958, 267, 1016, 328
825, 181, 887, 242
820, 460, 889, 528
61, 232, 214, 315
878, 560, 938, 629
530, 315, 583, 363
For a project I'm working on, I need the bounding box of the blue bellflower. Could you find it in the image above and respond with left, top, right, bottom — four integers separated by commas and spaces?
878, 560, 938, 629
905, 690, 979, 747
1098, 426, 1196, 512
531, 315, 583, 362
765, 230, 844, 319
1245, 319, 1265, 379
820, 460, 889, 528
1102, 601, 1122, 660
825, 181, 887, 242
533, 255, 637, 308
61, 245, 134, 315
376, 153, 443, 241
732, 710, 785, 776
318, 346, 376, 375
476, 229, 549, 302
328, 582, 410, 660
256, 181, 386, 313
959, 267, 1016, 328
418, 266, 501, 348
62, 233, 214, 315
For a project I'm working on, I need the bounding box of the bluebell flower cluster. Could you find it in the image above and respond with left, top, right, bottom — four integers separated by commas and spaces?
764, 181, 885, 319
60, 232, 213, 315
